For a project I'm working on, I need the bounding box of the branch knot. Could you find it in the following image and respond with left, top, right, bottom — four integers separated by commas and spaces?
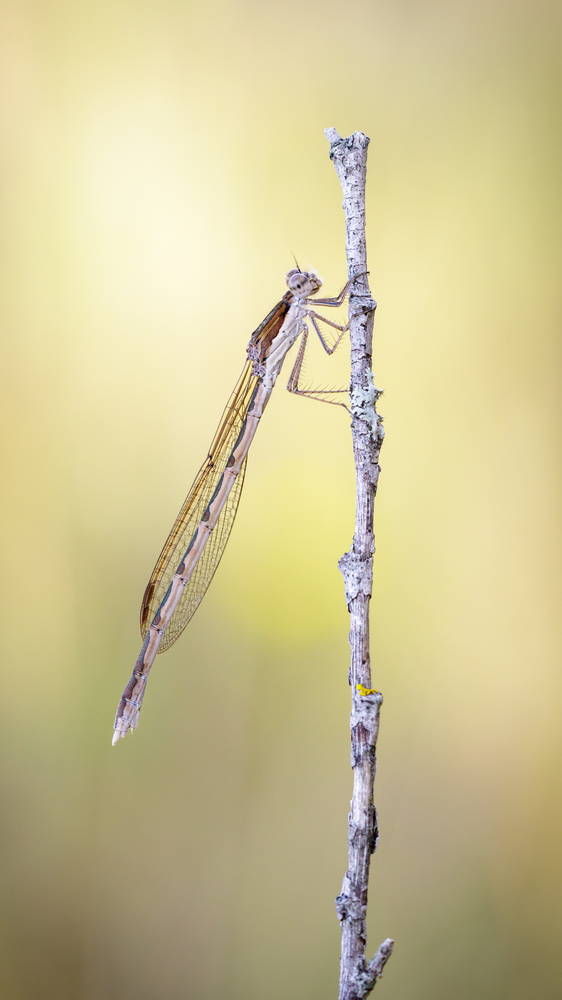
338, 550, 373, 607
335, 891, 366, 925
351, 686, 383, 744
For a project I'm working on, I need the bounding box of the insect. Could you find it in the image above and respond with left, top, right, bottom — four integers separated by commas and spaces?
112, 267, 356, 744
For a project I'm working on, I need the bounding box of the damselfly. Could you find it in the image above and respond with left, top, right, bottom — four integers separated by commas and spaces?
112, 267, 356, 744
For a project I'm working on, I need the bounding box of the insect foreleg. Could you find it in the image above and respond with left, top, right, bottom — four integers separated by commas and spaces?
311, 276, 353, 307
311, 271, 369, 307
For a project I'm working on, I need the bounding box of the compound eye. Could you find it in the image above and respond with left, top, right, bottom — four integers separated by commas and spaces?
287, 272, 306, 292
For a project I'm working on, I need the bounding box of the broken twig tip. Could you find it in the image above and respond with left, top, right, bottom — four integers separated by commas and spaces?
324, 127, 342, 145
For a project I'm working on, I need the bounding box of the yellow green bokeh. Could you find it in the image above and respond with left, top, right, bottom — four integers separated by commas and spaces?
1, 1, 561, 997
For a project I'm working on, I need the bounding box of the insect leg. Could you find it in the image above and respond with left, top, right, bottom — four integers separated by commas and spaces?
312, 271, 369, 307
286, 325, 349, 411
308, 311, 349, 355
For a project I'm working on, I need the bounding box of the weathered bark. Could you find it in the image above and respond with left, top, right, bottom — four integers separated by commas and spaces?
324, 127, 394, 999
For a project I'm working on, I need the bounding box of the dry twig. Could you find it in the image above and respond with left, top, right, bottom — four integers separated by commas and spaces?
324, 127, 394, 1000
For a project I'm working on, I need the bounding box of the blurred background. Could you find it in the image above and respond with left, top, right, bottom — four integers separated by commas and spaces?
1, 0, 561, 997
